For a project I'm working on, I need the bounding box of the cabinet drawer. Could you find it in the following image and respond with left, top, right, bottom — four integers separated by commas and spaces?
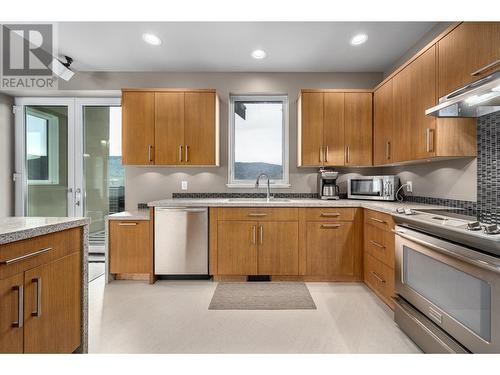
110, 221, 151, 274
0, 229, 77, 280
364, 223, 395, 268
364, 209, 394, 231
217, 207, 298, 221
303, 207, 357, 221
364, 253, 395, 308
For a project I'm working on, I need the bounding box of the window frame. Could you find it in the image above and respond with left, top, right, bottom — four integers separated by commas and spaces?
227, 94, 290, 188
26, 107, 60, 185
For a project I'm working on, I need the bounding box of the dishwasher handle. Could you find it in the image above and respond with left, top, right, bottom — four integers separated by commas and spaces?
155, 207, 207, 213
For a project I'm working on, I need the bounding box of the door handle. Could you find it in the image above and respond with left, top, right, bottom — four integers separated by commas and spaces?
179, 145, 183, 162
325, 145, 329, 163
1, 247, 52, 265
371, 271, 386, 284
470, 58, 500, 76
118, 222, 137, 226
320, 224, 341, 229
252, 225, 256, 245
32, 277, 42, 318
259, 225, 263, 245
425, 128, 434, 153
248, 213, 267, 217
320, 212, 340, 217
185, 145, 189, 163
319, 146, 324, 163
75, 188, 81, 207
370, 217, 387, 224
370, 240, 386, 249
345, 146, 350, 164
148, 145, 154, 163
12, 285, 24, 328
386, 141, 391, 160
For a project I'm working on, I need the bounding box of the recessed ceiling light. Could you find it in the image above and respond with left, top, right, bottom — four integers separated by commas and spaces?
142, 33, 162, 46
350, 33, 368, 46
251, 49, 267, 59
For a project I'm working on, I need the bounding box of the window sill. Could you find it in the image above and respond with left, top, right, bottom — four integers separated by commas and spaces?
226, 183, 291, 189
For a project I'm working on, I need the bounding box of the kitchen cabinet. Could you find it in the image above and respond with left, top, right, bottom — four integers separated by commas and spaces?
373, 79, 393, 165
257, 221, 298, 275
391, 65, 412, 162
363, 209, 395, 309
298, 90, 372, 167
217, 221, 258, 275
122, 89, 219, 166
122, 91, 155, 165
438, 22, 500, 97
0, 228, 82, 353
344, 93, 373, 166
109, 220, 152, 277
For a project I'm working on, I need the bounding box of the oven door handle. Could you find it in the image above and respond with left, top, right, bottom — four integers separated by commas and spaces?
394, 230, 500, 275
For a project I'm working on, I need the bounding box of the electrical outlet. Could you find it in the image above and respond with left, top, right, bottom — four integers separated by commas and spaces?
181, 180, 188, 191
406, 181, 413, 193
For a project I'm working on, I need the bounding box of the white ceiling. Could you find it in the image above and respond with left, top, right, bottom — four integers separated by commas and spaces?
57, 22, 438, 72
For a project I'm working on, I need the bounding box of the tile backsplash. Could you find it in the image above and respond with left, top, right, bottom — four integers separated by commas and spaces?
477, 111, 500, 224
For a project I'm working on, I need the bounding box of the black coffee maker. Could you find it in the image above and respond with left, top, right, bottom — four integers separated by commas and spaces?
317, 168, 340, 200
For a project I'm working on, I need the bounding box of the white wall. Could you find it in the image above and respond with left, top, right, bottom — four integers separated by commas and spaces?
0, 94, 14, 216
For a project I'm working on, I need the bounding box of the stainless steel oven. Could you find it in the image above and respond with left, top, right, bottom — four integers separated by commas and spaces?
394, 226, 500, 353
347, 176, 399, 201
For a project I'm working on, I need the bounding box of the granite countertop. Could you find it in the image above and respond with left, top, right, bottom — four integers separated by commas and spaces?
0, 217, 90, 245
147, 198, 449, 215
107, 210, 150, 221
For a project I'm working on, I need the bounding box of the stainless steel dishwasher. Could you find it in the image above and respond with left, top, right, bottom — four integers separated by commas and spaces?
154, 207, 208, 275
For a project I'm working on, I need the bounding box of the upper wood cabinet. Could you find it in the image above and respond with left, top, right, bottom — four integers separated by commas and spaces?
391, 66, 412, 163
438, 22, 500, 97
122, 89, 220, 166
122, 92, 155, 165
373, 80, 393, 165
298, 90, 372, 167
344, 93, 373, 166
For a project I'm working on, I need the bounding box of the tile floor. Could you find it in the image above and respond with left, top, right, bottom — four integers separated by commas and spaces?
88, 278, 421, 353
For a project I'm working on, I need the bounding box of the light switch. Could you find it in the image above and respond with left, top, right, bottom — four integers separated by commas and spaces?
181, 180, 188, 191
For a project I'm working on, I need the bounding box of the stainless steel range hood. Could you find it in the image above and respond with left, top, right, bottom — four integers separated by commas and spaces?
426, 71, 500, 118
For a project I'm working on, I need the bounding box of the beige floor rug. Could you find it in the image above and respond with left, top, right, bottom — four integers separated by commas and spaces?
208, 282, 317, 310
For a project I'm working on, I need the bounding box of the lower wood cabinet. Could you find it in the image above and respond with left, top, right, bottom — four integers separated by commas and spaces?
258, 221, 298, 276
217, 221, 258, 275
109, 220, 152, 276
0, 228, 82, 353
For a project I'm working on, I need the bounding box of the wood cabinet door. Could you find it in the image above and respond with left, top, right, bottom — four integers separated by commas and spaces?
184, 92, 216, 165
300, 92, 324, 166
0, 273, 24, 353
373, 80, 394, 165
411, 46, 437, 159
392, 66, 412, 162
109, 221, 151, 274
217, 221, 257, 275
122, 91, 155, 165
23, 252, 81, 353
344, 93, 372, 166
306, 222, 356, 277
155, 92, 185, 165
257, 221, 298, 276
438, 22, 500, 97
323, 93, 345, 166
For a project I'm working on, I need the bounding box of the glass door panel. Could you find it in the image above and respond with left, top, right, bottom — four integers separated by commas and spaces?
83, 106, 124, 247
25, 106, 69, 217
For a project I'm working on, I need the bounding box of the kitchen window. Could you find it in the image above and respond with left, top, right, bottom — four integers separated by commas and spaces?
228, 95, 289, 187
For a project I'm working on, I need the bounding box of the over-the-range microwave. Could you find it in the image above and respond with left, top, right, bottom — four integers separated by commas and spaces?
347, 176, 399, 201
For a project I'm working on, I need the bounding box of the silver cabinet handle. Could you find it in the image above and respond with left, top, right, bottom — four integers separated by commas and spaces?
75, 187, 81, 207
320, 212, 340, 217
371, 271, 386, 284
386, 141, 391, 160
32, 277, 42, 318
345, 146, 350, 164
179, 145, 183, 162
12, 285, 23, 328
185, 145, 189, 163
148, 145, 153, 162
259, 225, 263, 245
1, 247, 52, 265
325, 145, 329, 163
252, 225, 256, 245
248, 213, 267, 217
425, 128, 434, 153
118, 222, 137, 226
370, 240, 385, 249
370, 217, 387, 224
470, 58, 500, 76
319, 146, 324, 163
321, 224, 341, 229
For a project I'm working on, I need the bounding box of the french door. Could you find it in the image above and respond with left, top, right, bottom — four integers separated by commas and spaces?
14, 98, 122, 228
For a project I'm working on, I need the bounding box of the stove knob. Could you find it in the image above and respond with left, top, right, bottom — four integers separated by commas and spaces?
483, 224, 499, 234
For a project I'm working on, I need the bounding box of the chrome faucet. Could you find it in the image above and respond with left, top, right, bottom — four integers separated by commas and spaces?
255, 173, 273, 202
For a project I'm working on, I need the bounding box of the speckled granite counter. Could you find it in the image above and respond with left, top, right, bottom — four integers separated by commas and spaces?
147, 198, 449, 214
0, 216, 90, 353
106, 210, 150, 221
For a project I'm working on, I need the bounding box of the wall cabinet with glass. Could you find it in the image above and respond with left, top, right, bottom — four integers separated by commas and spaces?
121, 89, 220, 166
297, 90, 373, 167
